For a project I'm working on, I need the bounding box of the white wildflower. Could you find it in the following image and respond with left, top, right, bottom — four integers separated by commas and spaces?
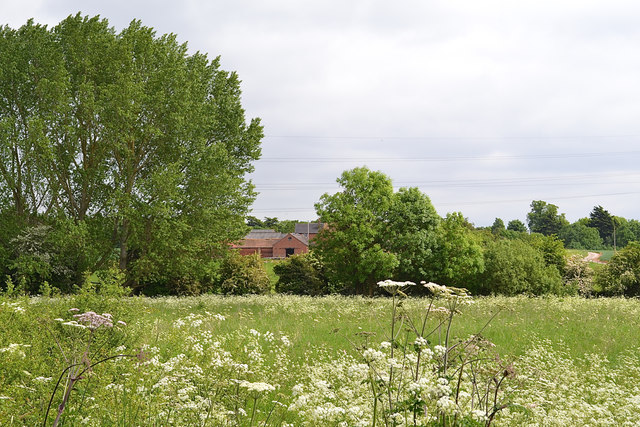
434, 345, 447, 359
362, 348, 384, 363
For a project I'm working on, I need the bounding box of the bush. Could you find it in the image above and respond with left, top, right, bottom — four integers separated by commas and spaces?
219, 251, 271, 295
596, 241, 640, 296
274, 252, 332, 295
481, 239, 563, 295
563, 255, 594, 296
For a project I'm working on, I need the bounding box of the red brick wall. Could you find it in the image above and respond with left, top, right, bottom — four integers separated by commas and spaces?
238, 247, 273, 257
272, 235, 308, 258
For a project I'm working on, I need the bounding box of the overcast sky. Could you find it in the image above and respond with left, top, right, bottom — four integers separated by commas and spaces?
4, 1, 640, 226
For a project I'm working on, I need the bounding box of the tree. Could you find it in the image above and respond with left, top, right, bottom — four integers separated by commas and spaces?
589, 206, 614, 247
386, 187, 440, 282
560, 221, 603, 249
429, 212, 484, 290
491, 218, 505, 235
520, 233, 566, 274
506, 219, 527, 233
615, 218, 640, 248
0, 15, 262, 293
526, 200, 568, 236
314, 167, 398, 295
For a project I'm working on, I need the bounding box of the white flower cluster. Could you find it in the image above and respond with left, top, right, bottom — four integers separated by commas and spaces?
1, 301, 26, 314
433, 345, 447, 359
422, 282, 473, 305
362, 348, 385, 363
72, 311, 114, 329
173, 312, 225, 329
377, 280, 416, 295
0, 343, 31, 358
239, 380, 275, 395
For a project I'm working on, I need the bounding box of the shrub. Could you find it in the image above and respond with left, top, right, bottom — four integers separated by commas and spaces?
563, 255, 594, 296
219, 251, 271, 295
481, 239, 562, 295
596, 241, 640, 296
274, 252, 332, 295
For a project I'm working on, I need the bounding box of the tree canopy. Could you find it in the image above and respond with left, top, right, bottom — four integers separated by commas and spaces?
526, 200, 568, 236
0, 15, 262, 293
314, 167, 482, 294
314, 167, 399, 295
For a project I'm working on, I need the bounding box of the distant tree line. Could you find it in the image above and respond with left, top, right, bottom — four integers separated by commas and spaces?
245, 216, 297, 234
273, 167, 640, 298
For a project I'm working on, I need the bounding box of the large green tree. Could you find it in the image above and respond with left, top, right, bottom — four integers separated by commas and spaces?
0, 15, 262, 293
430, 212, 484, 289
314, 167, 398, 295
386, 187, 440, 282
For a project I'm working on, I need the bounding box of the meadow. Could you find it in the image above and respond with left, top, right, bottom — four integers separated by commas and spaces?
2, 289, 640, 426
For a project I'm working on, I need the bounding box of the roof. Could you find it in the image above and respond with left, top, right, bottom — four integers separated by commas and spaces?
245, 229, 286, 240
233, 238, 282, 248
294, 222, 326, 234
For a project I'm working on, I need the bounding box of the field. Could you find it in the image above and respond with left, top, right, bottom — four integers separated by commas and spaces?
2, 292, 640, 425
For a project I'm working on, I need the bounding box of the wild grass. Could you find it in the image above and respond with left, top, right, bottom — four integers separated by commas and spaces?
2, 293, 640, 425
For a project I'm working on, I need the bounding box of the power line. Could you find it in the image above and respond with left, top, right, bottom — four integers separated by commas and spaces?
253, 172, 640, 190
257, 150, 640, 163
248, 190, 640, 213
264, 134, 640, 140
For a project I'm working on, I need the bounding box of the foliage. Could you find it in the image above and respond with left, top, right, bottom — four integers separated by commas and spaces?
520, 233, 566, 273
491, 217, 506, 235
481, 239, 563, 295
589, 205, 615, 246
560, 220, 604, 249
430, 212, 485, 289
274, 252, 332, 295
596, 242, 640, 296
314, 167, 399, 295
219, 251, 271, 295
506, 219, 527, 233
386, 187, 440, 282
0, 15, 261, 293
612, 218, 640, 248
246, 216, 297, 233
526, 200, 568, 236
563, 255, 594, 296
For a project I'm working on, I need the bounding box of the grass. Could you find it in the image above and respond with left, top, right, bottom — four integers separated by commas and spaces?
599, 249, 615, 261
263, 260, 281, 290
2, 293, 640, 425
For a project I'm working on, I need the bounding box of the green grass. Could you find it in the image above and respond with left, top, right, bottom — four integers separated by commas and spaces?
263, 260, 281, 290
3, 294, 640, 425
599, 249, 615, 261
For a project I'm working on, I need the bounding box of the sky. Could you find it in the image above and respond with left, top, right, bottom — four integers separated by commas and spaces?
4, 1, 640, 226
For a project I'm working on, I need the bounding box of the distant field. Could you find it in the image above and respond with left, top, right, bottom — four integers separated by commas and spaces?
566, 248, 616, 264
599, 249, 615, 261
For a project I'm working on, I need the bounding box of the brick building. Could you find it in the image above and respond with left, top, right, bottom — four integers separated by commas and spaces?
232, 229, 310, 258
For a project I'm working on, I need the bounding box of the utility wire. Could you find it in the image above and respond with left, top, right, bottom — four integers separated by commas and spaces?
249, 190, 640, 213
257, 150, 640, 163
253, 172, 640, 190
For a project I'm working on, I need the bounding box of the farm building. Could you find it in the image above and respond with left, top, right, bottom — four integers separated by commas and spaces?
294, 222, 327, 241
232, 229, 309, 258
233, 223, 326, 258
